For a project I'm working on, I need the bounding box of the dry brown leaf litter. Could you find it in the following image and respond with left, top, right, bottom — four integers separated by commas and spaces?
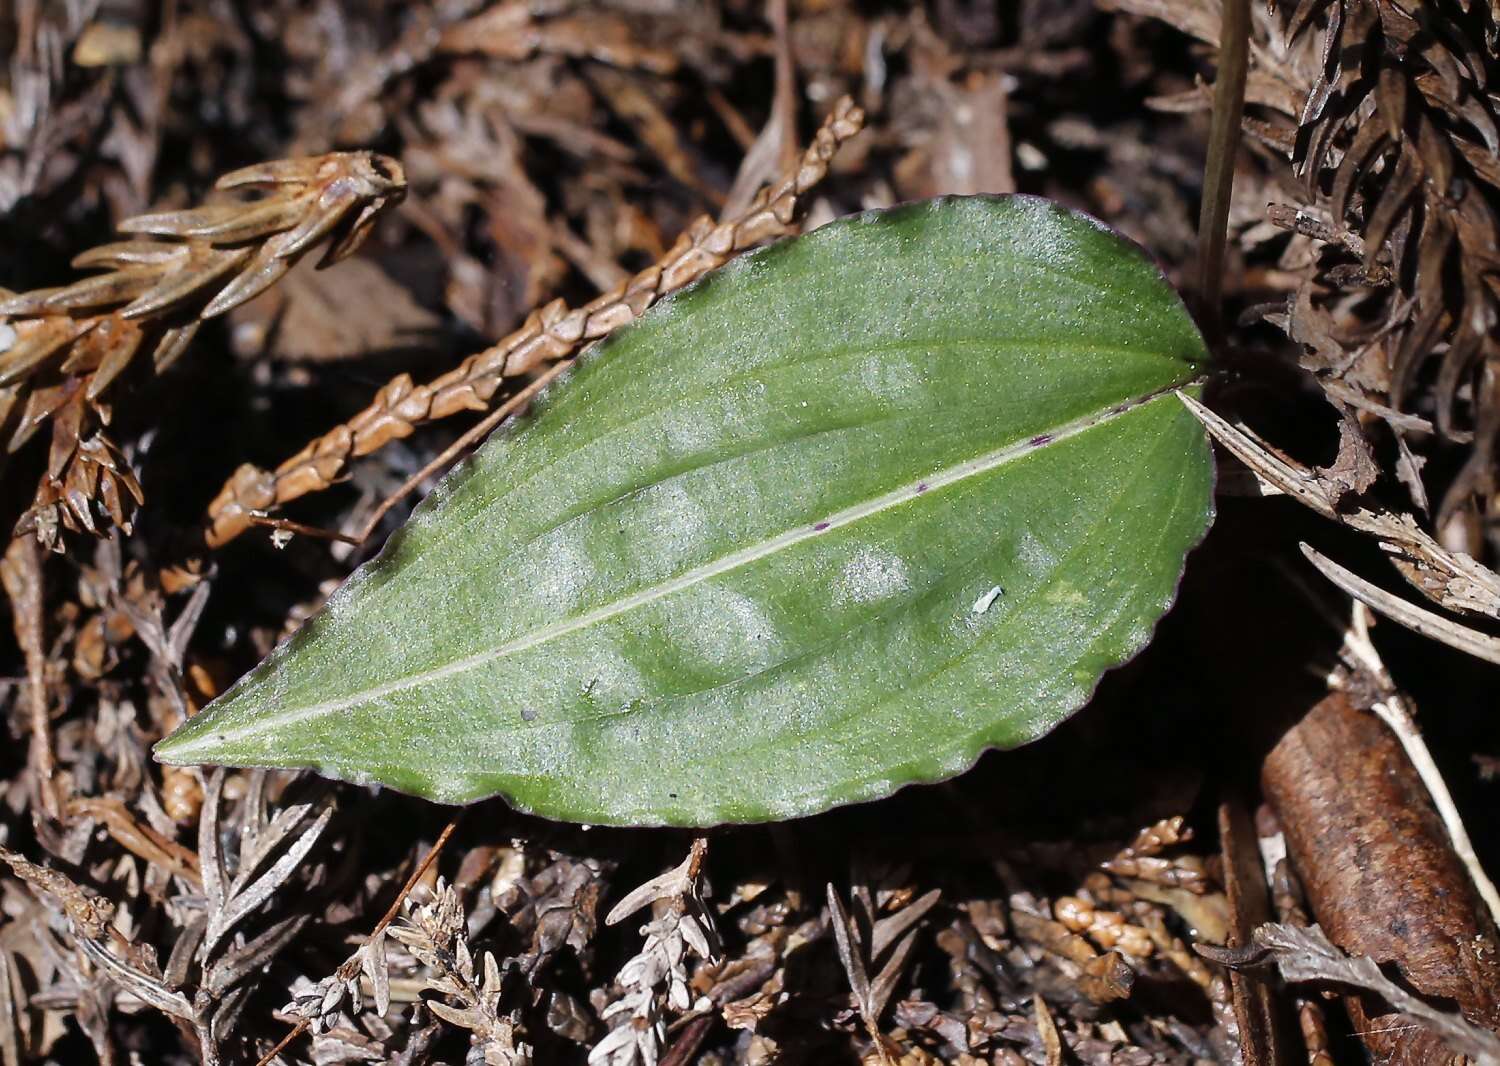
2, 2, 1498, 1065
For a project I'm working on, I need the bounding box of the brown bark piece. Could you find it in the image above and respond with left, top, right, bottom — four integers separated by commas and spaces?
1261, 692, 1500, 1057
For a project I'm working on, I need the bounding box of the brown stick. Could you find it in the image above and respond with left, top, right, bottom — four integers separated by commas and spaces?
659, 1013, 715, 1066
1261, 693, 1500, 1058
242, 514, 363, 546
1217, 794, 1290, 1066
1195, 0, 1249, 343
1262, 821, 1336, 1066
1, 535, 60, 819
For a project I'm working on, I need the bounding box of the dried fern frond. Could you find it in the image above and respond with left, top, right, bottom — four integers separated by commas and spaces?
0, 151, 406, 548
204, 97, 866, 547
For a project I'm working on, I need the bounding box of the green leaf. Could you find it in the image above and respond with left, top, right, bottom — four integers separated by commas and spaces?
157, 196, 1213, 827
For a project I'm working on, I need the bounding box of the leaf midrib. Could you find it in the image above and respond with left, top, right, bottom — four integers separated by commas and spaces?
393, 405, 1189, 817
703, 408, 1194, 795
593, 414, 1197, 828
431, 336, 1185, 559
174, 387, 1187, 750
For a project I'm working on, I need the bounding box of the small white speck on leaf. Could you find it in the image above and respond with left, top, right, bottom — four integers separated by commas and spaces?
971, 585, 1003, 614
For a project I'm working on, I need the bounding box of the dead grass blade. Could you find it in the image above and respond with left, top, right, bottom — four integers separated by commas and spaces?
1178, 391, 1500, 621
1301, 544, 1500, 665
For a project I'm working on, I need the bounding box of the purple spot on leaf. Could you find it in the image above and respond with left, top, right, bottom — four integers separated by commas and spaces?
917, 482, 929, 493
1029, 434, 1052, 446
814, 522, 830, 532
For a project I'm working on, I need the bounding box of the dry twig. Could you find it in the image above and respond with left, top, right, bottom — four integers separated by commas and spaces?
205, 97, 867, 546
1202, 923, 1500, 1066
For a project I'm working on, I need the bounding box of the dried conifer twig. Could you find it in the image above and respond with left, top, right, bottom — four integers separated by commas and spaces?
388, 877, 531, 1065
1140, 909, 1216, 992
592, 838, 720, 1066
1008, 907, 1136, 1004
346, 359, 572, 547
263, 816, 458, 1065
1100, 815, 1209, 893
0, 151, 406, 547
1268, 858, 1338, 1066
0, 845, 119, 943
0, 844, 196, 1024
205, 96, 867, 547
1052, 896, 1153, 958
